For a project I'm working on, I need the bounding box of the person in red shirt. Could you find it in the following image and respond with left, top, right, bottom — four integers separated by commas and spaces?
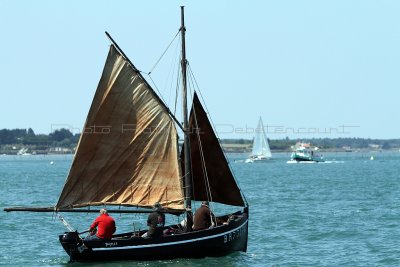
86, 208, 116, 240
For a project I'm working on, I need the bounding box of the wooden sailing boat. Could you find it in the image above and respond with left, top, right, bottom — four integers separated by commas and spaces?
4, 7, 249, 262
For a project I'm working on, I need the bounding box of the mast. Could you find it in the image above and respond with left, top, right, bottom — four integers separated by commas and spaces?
180, 6, 192, 230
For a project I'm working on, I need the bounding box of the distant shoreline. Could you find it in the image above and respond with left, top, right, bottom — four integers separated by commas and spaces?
1, 128, 400, 155
1, 149, 398, 156
2, 141, 399, 155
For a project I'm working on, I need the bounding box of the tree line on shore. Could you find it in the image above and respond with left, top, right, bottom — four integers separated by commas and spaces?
1, 128, 400, 152
0, 128, 79, 149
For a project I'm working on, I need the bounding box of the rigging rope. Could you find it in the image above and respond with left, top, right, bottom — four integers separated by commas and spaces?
187, 67, 216, 222
145, 31, 181, 117
56, 213, 75, 232
187, 63, 248, 207
146, 74, 167, 105
174, 58, 182, 116
187, 96, 215, 227
148, 30, 180, 75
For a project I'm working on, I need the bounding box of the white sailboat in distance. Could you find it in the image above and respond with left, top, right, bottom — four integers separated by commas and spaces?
246, 117, 272, 163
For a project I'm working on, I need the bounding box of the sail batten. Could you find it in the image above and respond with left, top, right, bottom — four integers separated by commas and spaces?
56, 45, 184, 210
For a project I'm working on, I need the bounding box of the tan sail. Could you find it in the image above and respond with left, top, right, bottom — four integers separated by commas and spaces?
183, 93, 245, 207
56, 45, 184, 210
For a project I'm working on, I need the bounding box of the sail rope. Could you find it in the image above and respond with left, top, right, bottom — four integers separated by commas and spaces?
181, 170, 192, 205
143, 31, 182, 117
174, 59, 182, 115
147, 30, 180, 75
55, 213, 75, 232
145, 75, 168, 105
186, 67, 216, 224
187, 63, 249, 207
190, 94, 216, 227
191, 94, 213, 205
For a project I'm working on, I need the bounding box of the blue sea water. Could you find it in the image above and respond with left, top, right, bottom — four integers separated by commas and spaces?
1, 152, 400, 266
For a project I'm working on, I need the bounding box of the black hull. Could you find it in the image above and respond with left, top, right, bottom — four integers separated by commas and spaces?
59, 210, 248, 262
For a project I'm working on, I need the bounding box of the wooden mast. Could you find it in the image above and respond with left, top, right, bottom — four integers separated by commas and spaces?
180, 6, 192, 230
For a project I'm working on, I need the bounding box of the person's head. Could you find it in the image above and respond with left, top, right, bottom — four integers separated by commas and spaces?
201, 201, 209, 207
153, 202, 162, 211
100, 208, 108, 215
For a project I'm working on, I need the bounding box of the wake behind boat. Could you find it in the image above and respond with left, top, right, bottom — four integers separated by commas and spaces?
245, 117, 272, 163
4, 7, 248, 262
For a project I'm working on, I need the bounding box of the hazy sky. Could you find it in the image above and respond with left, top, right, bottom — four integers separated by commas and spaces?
1, 0, 399, 139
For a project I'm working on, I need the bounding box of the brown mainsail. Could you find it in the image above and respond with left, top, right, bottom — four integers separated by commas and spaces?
56, 45, 184, 210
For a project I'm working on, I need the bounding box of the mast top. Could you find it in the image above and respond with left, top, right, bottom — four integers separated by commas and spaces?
180, 6, 186, 32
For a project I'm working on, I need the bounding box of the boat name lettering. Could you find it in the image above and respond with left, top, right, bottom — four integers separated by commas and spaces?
105, 242, 118, 247
223, 227, 243, 243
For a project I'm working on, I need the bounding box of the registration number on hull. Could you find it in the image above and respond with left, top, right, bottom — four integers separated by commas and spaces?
223, 226, 245, 243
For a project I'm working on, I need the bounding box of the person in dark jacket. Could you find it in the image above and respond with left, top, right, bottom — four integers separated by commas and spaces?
142, 202, 165, 238
193, 201, 215, 231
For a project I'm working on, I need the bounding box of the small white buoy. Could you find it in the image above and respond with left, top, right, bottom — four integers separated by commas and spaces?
50, 161, 54, 165
370, 156, 374, 161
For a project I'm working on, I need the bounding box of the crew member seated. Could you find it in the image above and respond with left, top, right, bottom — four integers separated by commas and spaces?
193, 201, 215, 231
86, 208, 116, 240
142, 202, 165, 238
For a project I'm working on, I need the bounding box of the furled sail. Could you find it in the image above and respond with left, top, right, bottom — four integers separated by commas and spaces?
251, 117, 271, 158
56, 45, 184, 210
183, 93, 245, 207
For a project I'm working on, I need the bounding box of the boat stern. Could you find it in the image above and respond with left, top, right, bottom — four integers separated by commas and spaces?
59, 231, 90, 261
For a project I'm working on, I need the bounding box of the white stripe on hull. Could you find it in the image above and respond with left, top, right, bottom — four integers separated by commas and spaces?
93, 219, 248, 251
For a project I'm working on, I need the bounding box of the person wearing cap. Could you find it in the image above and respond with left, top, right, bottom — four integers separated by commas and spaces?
193, 201, 215, 231
142, 202, 165, 238
86, 208, 116, 240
